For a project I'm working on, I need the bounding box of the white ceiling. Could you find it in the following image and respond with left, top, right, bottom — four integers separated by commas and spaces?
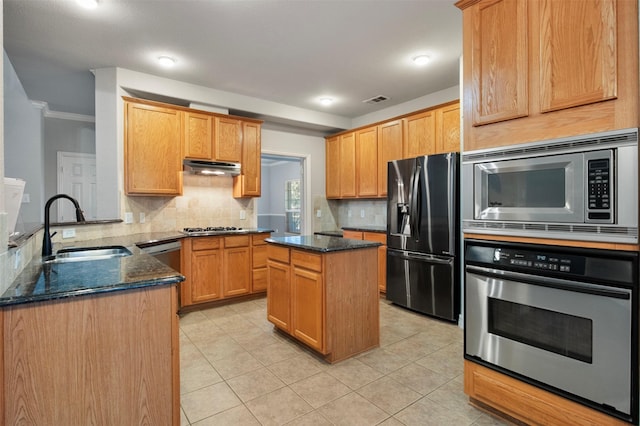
4, 0, 462, 121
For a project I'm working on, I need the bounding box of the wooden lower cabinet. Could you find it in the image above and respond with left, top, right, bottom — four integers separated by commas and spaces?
266, 244, 379, 363
464, 360, 629, 426
2, 285, 179, 425
343, 230, 387, 293
181, 232, 270, 308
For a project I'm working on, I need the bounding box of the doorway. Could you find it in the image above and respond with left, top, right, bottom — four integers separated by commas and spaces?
56, 152, 97, 221
258, 153, 309, 237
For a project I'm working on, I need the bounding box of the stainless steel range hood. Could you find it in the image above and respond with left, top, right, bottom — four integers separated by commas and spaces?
183, 159, 241, 176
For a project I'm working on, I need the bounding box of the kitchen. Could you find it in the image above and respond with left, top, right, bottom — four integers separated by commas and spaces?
1, 0, 637, 426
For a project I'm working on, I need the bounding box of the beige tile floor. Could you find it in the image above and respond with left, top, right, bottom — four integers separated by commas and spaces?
179, 297, 509, 426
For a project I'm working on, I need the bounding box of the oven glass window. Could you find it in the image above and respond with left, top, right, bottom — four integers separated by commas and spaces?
487, 169, 565, 208
488, 298, 593, 363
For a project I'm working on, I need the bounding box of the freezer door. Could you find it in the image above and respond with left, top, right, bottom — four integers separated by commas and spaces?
386, 248, 458, 321
387, 153, 458, 255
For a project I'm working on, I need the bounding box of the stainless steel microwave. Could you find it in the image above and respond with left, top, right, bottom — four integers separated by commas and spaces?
462, 128, 638, 243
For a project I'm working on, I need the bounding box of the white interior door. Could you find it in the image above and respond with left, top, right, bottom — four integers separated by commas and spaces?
57, 152, 97, 222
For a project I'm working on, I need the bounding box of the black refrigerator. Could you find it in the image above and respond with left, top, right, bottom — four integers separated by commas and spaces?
386, 152, 460, 322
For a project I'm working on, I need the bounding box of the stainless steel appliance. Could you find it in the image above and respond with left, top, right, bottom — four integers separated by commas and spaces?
462, 128, 638, 243
386, 152, 459, 321
139, 239, 181, 272
465, 239, 638, 423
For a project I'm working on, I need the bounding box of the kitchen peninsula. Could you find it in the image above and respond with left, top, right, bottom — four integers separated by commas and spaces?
266, 234, 380, 363
0, 236, 184, 426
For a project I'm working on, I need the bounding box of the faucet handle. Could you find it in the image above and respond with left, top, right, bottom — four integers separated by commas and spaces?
50, 231, 57, 239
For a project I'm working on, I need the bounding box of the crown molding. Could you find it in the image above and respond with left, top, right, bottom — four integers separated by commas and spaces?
30, 100, 95, 123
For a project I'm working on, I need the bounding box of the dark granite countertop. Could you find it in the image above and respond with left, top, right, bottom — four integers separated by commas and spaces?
266, 235, 381, 253
2, 229, 275, 308
314, 230, 344, 237
341, 226, 386, 233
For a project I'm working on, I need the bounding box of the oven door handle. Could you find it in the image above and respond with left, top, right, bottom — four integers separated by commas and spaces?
465, 265, 631, 300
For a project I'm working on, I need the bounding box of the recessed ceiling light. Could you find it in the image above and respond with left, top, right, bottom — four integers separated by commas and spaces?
76, 0, 98, 9
412, 55, 431, 66
157, 56, 177, 68
319, 97, 333, 106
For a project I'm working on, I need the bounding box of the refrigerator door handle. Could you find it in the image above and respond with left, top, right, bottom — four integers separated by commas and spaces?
388, 249, 454, 265
409, 164, 421, 240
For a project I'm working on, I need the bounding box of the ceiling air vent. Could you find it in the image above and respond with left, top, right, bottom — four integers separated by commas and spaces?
362, 95, 390, 104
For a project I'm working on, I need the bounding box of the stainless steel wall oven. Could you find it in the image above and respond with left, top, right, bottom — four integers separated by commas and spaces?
464, 239, 638, 423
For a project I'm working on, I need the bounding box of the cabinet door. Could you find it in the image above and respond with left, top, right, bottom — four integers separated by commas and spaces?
403, 110, 436, 158
124, 101, 183, 196
326, 136, 341, 199
537, 0, 617, 113
233, 121, 261, 197
363, 232, 387, 293
215, 116, 242, 162
435, 103, 461, 153
191, 248, 222, 303
223, 246, 251, 297
339, 132, 357, 197
267, 259, 291, 332
251, 234, 269, 293
292, 265, 325, 353
184, 111, 213, 159
356, 126, 378, 197
377, 120, 403, 196
470, 0, 528, 126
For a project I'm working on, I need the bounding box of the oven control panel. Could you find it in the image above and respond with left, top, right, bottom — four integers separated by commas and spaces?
488, 248, 585, 275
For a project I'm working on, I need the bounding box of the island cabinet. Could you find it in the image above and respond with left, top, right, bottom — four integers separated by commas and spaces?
456, 0, 638, 151
266, 240, 379, 363
124, 99, 183, 196
1, 285, 180, 426
342, 229, 387, 293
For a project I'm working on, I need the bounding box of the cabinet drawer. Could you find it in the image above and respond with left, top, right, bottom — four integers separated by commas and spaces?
343, 230, 363, 240
292, 250, 322, 272
252, 233, 269, 245
192, 237, 220, 251
267, 245, 290, 263
224, 235, 249, 248
363, 232, 386, 244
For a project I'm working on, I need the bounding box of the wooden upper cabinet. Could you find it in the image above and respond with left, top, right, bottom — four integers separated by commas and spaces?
184, 111, 214, 160
124, 100, 183, 196
233, 121, 262, 198
435, 102, 461, 153
215, 116, 242, 162
356, 126, 378, 197
326, 136, 341, 199
471, 0, 528, 126
403, 109, 436, 158
377, 120, 403, 196
457, 0, 637, 150
339, 132, 357, 198
537, 0, 617, 113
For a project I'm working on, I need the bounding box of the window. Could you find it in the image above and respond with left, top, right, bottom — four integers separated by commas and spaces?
285, 179, 301, 234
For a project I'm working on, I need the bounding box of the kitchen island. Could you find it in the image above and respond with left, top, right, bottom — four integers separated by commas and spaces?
0, 236, 184, 426
266, 234, 380, 363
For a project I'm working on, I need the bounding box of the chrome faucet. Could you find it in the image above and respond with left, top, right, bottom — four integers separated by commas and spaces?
42, 194, 86, 257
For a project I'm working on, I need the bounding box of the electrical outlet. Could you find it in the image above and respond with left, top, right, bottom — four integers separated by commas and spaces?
348, 209, 352, 217
14, 249, 21, 269
240, 210, 246, 220
124, 212, 133, 224
316, 209, 322, 218
22, 193, 30, 203
62, 228, 76, 239
360, 209, 365, 218
139, 212, 145, 223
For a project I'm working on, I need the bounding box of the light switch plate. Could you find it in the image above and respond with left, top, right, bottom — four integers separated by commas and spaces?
62, 228, 76, 238
240, 210, 246, 220
124, 212, 133, 224
316, 209, 322, 218
360, 209, 365, 218
139, 212, 145, 223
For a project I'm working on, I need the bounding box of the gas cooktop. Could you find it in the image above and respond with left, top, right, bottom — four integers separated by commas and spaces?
181, 226, 247, 236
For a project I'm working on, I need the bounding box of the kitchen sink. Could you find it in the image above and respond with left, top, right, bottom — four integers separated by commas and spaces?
43, 246, 132, 264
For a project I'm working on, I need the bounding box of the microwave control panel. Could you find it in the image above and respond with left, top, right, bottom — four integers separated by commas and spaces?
585, 150, 614, 223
